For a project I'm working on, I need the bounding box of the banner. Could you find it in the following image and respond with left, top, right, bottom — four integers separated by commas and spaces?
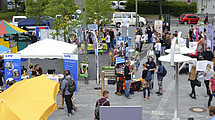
36, 26, 49, 41
4, 53, 21, 89
63, 54, 78, 92
117, 36, 125, 47
80, 62, 88, 78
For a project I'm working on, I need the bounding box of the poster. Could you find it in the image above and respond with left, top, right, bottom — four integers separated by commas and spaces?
189, 42, 198, 54
80, 61, 88, 78
117, 36, 125, 47
36, 26, 49, 41
4, 53, 21, 89
63, 54, 78, 91
125, 36, 132, 47
87, 24, 98, 31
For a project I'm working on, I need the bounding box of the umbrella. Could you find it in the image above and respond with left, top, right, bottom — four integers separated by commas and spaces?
0, 45, 10, 54
165, 46, 195, 54
0, 20, 27, 37
159, 54, 192, 63
0, 75, 59, 120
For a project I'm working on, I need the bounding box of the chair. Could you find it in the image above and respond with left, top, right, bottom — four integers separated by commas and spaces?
47, 69, 55, 74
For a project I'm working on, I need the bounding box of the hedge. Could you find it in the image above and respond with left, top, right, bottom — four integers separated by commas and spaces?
125, 1, 197, 17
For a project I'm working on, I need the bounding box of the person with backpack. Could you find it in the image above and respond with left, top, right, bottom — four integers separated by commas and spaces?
155, 60, 167, 96
146, 56, 156, 93
141, 64, 151, 101
94, 90, 110, 120
60, 70, 76, 116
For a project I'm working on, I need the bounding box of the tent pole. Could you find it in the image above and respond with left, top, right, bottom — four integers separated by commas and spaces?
28, 58, 30, 71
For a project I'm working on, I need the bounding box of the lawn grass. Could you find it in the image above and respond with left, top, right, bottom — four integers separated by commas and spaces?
0, 12, 25, 22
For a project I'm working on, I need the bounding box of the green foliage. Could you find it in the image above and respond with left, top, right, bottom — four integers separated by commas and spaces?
0, 12, 25, 21
125, 1, 197, 16
86, 0, 114, 25
26, 0, 48, 20
44, 0, 79, 42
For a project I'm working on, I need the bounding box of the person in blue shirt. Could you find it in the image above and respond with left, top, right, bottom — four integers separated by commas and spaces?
209, 106, 215, 120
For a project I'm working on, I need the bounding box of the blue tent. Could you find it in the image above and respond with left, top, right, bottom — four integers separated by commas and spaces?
18, 19, 48, 27
0, 45, 10, 54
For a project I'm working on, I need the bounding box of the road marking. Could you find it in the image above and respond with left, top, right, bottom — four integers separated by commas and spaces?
150, 66, 175, 120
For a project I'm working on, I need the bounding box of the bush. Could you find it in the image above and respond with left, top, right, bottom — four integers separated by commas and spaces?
125, 1, 197, 17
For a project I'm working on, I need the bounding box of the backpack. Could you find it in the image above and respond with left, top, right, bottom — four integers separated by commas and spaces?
145, 70, 152, 82
66, 77, 76, 93
162, 66, 167, 77
95, 100, 108, 119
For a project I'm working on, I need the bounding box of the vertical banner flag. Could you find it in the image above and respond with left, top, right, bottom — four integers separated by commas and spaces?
4, 53, 21, 89
63, 54, 78, 92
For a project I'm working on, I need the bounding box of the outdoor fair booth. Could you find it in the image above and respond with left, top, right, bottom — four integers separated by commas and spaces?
17, 39, 78, 88
0, 20, 27, 53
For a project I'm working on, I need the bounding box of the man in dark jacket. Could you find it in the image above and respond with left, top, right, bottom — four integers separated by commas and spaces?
60, 70, 75, 116
124, 61, 134, 99
203, 47, 214, 61
145, 25, 152, 43
146, 56, 156, 92
109, 29, 115, 49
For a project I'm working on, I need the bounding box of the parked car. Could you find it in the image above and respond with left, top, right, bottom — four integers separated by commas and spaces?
179, 14, 205, 24
10, 16, 27, 26
111, 12, 147, 28
119, 1, 127, 11
111, 1, 119, 10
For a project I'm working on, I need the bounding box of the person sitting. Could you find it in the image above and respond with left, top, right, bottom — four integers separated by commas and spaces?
203, 47, 214, 61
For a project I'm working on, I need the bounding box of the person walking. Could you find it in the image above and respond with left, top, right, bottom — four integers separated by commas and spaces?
154, 39, 161, 62
141, 64, 150, 101
134, 48, 140, 71
205, 12, 209, 24
204, 64, 214, 97
105, 32, 111, 51
209, 106, 215, 120
146, 56, 156, 93
145, 25, 152, 43
160, 36, 165, 56
189, 65, 197, 99
0, 71, 5, 88
125, 43, 129, 60
124, 61, 134, 99
152, 31, 157, 50
135, 33, 141, 49
203, 47, 214, 61
60, 70, 76, 116
109, 29, 115, 49
208, 73, 215, 107
94, 90, 110, 120
147, 47, 155, 60
155, 60, 166, 96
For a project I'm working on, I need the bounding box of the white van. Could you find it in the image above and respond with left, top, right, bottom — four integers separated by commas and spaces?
111, 12, 147, 27
111, 1, 119, 10
11, 16, 26, 26
119, 1, 127, 11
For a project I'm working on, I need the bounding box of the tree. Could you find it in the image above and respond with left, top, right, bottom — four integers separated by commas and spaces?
14, 0, 22, 16
26, 0, 48, 21
86, 0, 114, 26
44, 0, 79, 42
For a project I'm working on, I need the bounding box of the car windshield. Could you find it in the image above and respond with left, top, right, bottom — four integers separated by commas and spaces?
14, 18, 25, 22
182, 15, 185, 18
120, 2, 126, 5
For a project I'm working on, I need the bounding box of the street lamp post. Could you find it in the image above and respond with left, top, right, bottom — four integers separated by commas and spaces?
159, 32, 192, 120
135, 0, 138, 27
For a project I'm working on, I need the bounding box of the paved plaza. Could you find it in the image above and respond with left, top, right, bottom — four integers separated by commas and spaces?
48, 53, 213, 120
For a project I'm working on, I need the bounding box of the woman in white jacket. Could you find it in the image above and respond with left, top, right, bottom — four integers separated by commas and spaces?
147, 46, 155, 61
154, 39, 161, 62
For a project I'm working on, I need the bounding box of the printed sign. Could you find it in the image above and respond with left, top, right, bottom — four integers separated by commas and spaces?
4, 53, 21, 89
63, 54, 78, 92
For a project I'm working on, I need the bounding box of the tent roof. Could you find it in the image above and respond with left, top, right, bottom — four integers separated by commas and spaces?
0, 45, 10, 54
18, 39, 77, 59
18, 19, 47, 27
0, 20, 27, 37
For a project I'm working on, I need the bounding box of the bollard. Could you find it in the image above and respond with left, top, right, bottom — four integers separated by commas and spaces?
98, 71, 105, 95
177, 21, 178, 27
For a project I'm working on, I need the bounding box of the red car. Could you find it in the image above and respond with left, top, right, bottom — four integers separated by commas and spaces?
179, 14, 205, 24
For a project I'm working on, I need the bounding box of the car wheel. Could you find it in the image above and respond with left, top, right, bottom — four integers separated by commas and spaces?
116, 23, 121, 28
184, 21, 188, 25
